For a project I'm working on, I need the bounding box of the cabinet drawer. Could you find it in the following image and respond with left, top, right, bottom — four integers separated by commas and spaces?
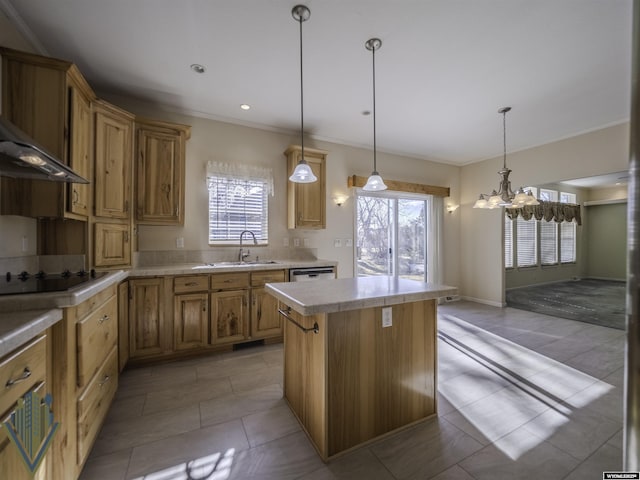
77, 295, 117, 388
174, 275, 209, 293
0, 335, 46, 416
77, 346, 118, 465
211, 272, 249, 290
251, 270, 286, 287
75, 284, 117, 320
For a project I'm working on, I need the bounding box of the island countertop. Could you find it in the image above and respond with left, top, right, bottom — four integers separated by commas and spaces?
265, 275, 457, 315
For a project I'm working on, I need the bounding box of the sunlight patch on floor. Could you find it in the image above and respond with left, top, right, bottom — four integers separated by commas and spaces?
132, 448, 235, 480
438, 315, 614, 460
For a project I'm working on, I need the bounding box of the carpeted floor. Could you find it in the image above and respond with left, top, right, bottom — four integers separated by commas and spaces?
506, 278, 626, 330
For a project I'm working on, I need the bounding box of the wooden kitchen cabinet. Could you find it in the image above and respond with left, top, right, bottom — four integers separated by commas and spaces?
173, 275, 209, 351
117, 281, 129, 372
94, 222, 131, 268
210, 271, 250, 345
285, 145, 327, 229
250, 270, 286, 339
135, 118, 191, 225
0, 336, 49, 480
128, 277, 170, 358
93, 100, 134, 219
0, 47, 95, 219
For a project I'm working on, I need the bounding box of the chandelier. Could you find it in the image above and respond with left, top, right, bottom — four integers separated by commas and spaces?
473, 107, 539, 209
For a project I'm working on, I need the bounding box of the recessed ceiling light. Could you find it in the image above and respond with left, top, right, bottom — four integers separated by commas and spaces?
240, 104, 251, 110
362, 110, 371, 116
190, 64, 206, 74
615, 182, 622, 185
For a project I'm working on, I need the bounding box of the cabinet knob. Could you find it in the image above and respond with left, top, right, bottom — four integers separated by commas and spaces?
98, 314, 110, 324
99, 374, 111, 387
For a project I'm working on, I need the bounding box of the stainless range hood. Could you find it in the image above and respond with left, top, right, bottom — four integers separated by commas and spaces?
0, 115, 89, 183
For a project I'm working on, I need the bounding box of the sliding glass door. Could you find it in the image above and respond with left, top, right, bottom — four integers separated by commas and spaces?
356, 192, 429, 281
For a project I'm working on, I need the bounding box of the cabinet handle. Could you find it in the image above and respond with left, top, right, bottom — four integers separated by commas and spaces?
185, 282, 198, 287
298, 212, 302, 223
124, 232, 129, 243
73, 189, 79, 205
5, 367, 31, 388
202, 300, 206, 312
98, 314, 110, 324
124, 200, 129, 213
99, 374, 111, 387
223, 279, 232, 283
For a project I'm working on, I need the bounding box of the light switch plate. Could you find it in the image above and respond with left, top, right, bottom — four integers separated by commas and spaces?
176, 237, 184, 248
293, 238, 300, 247
382, 307, 392, 327
345, 238, 353, 247
283, 237, 289, 247
334, 238, 342, 248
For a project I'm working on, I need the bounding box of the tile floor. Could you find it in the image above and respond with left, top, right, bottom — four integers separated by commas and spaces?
79, 301, 626, 480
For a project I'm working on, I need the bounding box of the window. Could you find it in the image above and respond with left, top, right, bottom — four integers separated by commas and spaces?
504, 188, 577, 268
356, 192, 429, 281
207, 162, 272, 245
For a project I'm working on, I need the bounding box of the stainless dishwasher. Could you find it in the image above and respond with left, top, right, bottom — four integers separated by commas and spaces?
289, 266, 336, 282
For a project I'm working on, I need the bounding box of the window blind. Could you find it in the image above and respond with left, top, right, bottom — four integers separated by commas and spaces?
504, 215, 513, 268
540, 220, 558, 265
560, 221, 576, 262
516, 216, 537, 267
208, 176, 269, 244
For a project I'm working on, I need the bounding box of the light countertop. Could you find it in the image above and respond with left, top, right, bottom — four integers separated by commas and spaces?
0, 309, 62, 357
265, 275, 457, 315
129, 259, 337, 277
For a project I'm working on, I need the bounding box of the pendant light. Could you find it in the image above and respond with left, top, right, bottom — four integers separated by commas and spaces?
473, 107, 539, 209
289, 5, 317, 183
362, 38, 387, 191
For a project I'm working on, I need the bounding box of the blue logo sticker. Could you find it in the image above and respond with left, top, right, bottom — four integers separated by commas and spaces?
3, 391, 58, 474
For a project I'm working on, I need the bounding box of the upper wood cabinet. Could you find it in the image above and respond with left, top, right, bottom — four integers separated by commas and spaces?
93, 222, 131, 268
93, 100, 134, 219
285, 145, 327, 229
135, 118, 191, 225
0, 47, 96, 219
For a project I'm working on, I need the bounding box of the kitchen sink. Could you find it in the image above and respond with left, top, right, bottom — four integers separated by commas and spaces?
206, 260, 279, 266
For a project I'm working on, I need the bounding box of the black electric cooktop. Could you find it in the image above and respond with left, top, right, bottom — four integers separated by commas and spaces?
0, 270, 108, 296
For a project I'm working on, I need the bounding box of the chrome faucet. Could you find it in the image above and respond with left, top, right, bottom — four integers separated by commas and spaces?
239, 230, 257, 262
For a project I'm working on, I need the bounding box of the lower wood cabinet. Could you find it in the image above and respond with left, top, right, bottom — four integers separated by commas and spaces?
174, 293, 209, 350
250, 270, 286, 340
0, 335, 50, 480
210, 289, 249, 345
50, 283, 119, 480
128, 277, 170, 358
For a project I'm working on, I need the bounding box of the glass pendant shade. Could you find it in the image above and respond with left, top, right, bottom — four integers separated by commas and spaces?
513, 189, 530, 205
488, 191, 502, 206
362, 172, 387, 191
526, 191, 540, 205
289, 160, 317, 183
473, 194, 488, 209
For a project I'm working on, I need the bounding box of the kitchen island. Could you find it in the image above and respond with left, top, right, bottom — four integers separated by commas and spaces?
265, 275, 457, 461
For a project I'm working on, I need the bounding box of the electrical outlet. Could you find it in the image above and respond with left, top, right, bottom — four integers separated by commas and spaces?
21, 236, 28, 252
176, 237, 184, 248
293, 238, 300, 247
334, 238, 342, 248
345, 238, 353, 247
303, 238, 309, 247
283, 237, 289, 247
382, 307, 392, 327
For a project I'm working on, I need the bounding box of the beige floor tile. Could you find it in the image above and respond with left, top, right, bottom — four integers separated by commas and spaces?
200, 383, 285, 427
429, 464, 477, 480
196, 353, 268, 381
142, 376, 232, 415
105, 394, 146, 423
563, 443, 623, 480
125, 419, 249, 479
117, 365, 198, 399
242, 403, 301, 447
229, 365, 284, 393
369, 417, 483, 479
79, 448, 131, 480
91, 404, 201, 456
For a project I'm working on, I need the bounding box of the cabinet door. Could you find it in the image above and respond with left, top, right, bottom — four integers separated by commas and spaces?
136, 125, 185, 225
94, 222, 131, 267
67, 86, 92, 217
174, 293, 209, 350
129, 278, 166, 358
210, 290, 248, 345
94, 102, 133, 219
250, 287, 283, 339
285, 145, 327, 229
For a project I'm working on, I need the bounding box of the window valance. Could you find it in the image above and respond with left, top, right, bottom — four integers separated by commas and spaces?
206, 161, 274, 195
505, 201, 582, 225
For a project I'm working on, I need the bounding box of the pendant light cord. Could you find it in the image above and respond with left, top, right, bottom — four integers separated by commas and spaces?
299, 13, 305, 160
502, 109, 507, 169
372, 44, 377, 173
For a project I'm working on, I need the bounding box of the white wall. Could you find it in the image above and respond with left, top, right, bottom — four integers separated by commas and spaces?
103, 94, 462, 283
460, 123, 630, 305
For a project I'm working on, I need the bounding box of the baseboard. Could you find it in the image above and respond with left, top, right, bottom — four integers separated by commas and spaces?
585, 276, 626, 282
460, 296, 505, 308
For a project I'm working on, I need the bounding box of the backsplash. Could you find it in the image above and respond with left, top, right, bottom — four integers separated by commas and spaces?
135, 247, 318, 267
0, 255, 86, 274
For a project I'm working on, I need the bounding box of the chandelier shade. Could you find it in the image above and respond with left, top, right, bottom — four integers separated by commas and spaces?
473, 107, 539, 209
289, 5, 317, 184
362, 38, 387, 192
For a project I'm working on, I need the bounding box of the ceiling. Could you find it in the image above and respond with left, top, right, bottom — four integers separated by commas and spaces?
0, 0, 633, 166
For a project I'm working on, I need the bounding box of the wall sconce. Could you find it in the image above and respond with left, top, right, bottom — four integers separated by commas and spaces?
446, 204, 459, 214
333, 194, 349, 206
